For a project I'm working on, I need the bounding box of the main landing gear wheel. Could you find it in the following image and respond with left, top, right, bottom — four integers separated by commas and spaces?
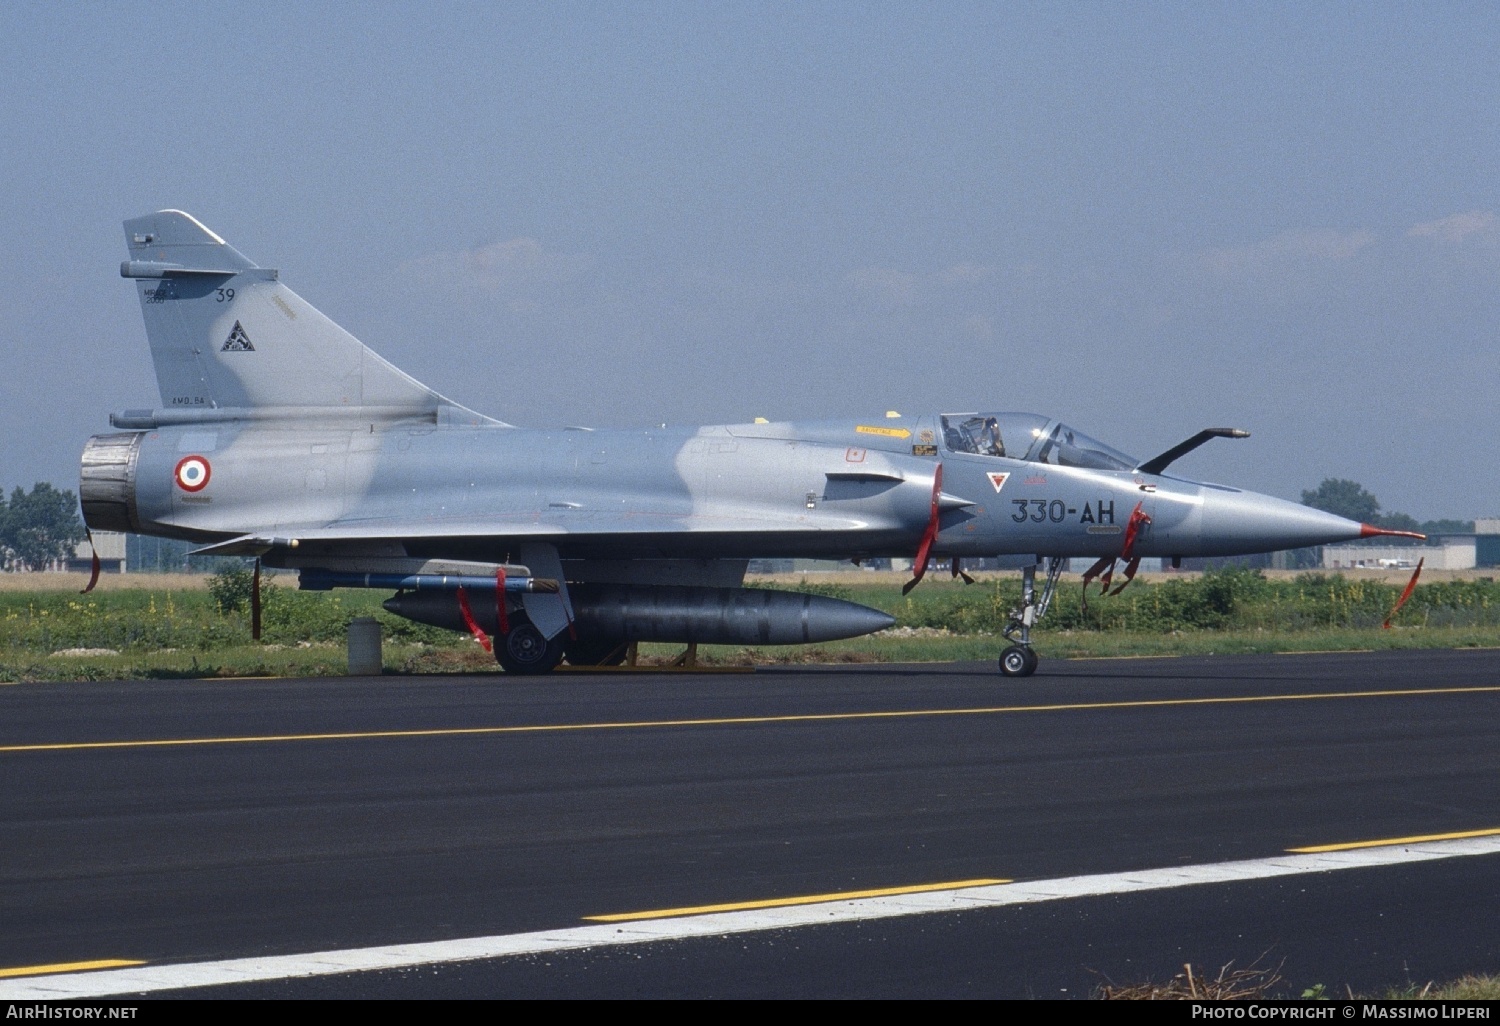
495, 616, 567, 675
999, 645, 1038, 677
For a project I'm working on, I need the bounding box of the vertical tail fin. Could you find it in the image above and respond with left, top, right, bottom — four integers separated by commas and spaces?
121, 210, 497, 421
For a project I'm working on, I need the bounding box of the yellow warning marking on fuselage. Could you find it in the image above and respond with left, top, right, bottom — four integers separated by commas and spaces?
855, 425, 911, 439
585, 879, 1010, 922
0, 959, 144, 979
1289, 827, 1500, 853
5, 684, 1499, 755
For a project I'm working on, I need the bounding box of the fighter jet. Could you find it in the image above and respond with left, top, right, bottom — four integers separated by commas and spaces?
80, 211, 1422, 676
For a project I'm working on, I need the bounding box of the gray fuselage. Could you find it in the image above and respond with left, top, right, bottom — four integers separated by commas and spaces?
87, 410, 1365, 565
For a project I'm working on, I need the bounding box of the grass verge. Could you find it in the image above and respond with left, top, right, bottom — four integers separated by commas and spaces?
4, 567, 1500, 681
1098, 961, 1500, 1000
7, 625, 1499, 681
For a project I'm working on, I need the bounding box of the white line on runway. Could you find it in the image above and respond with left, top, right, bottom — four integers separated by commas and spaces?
8, 836, 1500, 999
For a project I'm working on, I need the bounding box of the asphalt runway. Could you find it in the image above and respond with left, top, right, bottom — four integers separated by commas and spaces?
3, 648, 1500, 998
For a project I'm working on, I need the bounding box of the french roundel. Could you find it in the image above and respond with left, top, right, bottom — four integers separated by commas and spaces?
174, 455, 212, 492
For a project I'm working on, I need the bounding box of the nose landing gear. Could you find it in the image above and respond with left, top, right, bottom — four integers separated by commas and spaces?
1000, 556, 1064, 677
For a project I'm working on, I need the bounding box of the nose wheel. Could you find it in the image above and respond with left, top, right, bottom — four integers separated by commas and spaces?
999, 556, 1064, 678
999, 645, 1039, 677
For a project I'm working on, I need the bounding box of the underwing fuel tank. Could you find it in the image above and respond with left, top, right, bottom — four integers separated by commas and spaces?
383, 584, 897, 646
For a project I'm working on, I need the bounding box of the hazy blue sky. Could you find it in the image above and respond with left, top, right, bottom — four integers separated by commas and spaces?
2, 2, 1496, 519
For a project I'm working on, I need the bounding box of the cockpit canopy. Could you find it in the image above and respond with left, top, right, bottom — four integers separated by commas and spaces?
941, 413, 1137, 472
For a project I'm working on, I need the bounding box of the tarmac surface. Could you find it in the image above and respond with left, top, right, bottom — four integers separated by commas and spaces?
3, 648, 1500, 998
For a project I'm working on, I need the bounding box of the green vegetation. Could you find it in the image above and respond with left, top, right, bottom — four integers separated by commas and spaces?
0, 572, 479, 681
682, 568, 1500, 665
1381, 975, 1500, 1000
859, 567, 1500, 634
207, 563, 258, 614
0, 483, 85, 571
2, 567, 1499, 680
1100, 962, 1500, 1000
1, 572, 455, 651
1303, 478, 1383, 525
1299, 477, 1467, 537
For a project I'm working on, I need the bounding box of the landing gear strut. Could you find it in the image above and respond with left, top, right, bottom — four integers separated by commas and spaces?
1000, 556, 1064, 677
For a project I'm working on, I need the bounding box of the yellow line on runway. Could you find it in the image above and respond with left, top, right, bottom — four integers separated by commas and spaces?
0, 959, 144, 979
1289, 827, 1500, 853
1276, 649, 1373, 656
5, 684, 1500, 755
585, 878, 1010, 921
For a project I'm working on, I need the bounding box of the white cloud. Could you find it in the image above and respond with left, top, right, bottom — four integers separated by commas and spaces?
957, 314, 995, 341
1201, 229, 1378, 278
843, 266, 919, 306
1408, 210, 1498, 244
937, 262, 1001, 285
844, 262, 1007, 307
405, 238, 594, 293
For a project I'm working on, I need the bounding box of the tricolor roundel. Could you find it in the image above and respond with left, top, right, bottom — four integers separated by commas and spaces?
174, 455, 212, 492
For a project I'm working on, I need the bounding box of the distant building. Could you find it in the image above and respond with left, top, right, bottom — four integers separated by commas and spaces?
1323, 538, 1475, 571
67, 530, 127, 573
1475, 519, 1500, 568
1318, 517, 1500, 572
1068, 557, 1163, 574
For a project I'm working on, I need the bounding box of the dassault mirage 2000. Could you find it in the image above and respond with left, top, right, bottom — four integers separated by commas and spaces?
79, 211, 1423, 676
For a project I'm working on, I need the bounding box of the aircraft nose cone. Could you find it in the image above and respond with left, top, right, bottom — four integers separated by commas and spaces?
1192, 488, 1370, 556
